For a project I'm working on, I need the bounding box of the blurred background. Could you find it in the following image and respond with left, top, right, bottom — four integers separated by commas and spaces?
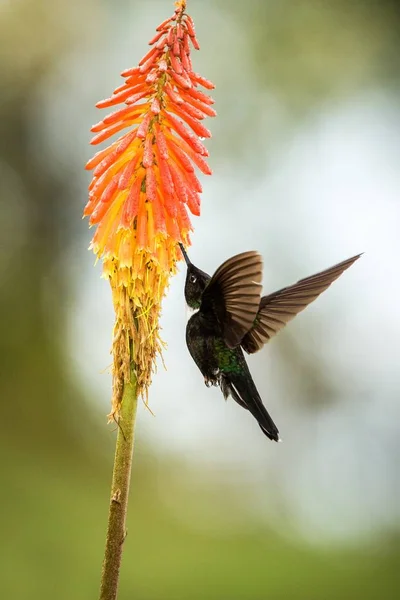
1, 0, 399, 598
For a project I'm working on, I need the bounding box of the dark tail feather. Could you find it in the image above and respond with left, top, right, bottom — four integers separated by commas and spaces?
221, 374, 280, 442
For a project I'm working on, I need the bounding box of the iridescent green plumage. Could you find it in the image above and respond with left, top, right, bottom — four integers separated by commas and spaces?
213, 339, 241, 374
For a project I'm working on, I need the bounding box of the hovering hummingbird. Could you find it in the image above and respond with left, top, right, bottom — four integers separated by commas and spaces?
178, 243, 361, 441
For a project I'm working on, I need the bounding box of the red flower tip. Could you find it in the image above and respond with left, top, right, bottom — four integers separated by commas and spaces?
85, 0, 215, 268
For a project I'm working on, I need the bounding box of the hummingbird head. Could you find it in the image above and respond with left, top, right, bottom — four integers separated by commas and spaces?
178, 243, 211, 309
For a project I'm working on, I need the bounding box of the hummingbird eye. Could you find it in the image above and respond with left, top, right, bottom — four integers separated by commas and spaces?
189, 274, 197, 283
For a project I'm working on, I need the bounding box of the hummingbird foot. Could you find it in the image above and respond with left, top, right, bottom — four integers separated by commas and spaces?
204, 370, 220, 388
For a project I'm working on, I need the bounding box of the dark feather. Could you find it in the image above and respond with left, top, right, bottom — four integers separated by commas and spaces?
220, 372, 280, 442
201, 251, 263, 348
242, 254, 362, 354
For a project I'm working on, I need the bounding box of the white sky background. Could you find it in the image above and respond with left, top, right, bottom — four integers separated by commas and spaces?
35, 1, 400, 545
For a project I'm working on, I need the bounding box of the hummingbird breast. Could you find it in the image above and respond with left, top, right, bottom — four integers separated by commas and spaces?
185, 304, 199, 323
186, 312, 221, 383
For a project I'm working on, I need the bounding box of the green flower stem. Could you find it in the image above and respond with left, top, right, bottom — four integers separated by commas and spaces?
99, 365, 138, 600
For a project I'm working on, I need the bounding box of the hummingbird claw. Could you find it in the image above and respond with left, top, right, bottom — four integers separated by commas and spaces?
211, 369, 220, 386
204, 374, 219, 388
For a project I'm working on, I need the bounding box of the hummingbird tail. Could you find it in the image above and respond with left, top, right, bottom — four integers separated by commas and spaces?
221, 374, 280, 442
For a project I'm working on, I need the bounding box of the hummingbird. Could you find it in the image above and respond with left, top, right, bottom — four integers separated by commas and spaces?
178, 243, 361, 441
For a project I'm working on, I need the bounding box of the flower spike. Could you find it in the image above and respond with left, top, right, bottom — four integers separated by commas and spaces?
84, 0, 215, 416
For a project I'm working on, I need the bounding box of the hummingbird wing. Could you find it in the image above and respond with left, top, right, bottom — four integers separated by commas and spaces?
241, 254, 362, 354
201, 251, 263, 348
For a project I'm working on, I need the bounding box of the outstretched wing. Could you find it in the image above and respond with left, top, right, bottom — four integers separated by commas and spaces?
201, 251, 263, 348
241, 254, 362, 354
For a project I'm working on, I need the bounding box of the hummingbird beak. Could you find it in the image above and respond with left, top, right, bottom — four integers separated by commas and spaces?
178, 242, 191, 266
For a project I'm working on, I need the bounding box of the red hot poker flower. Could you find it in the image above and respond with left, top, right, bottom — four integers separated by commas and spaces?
84, 0, 215, 415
